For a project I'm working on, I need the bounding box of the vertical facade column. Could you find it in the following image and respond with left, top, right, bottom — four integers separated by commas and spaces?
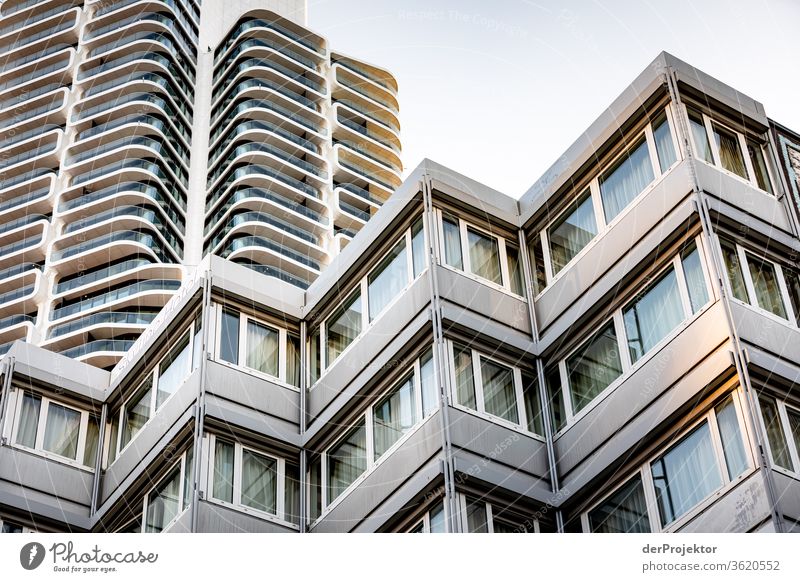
190, 271, 212, 532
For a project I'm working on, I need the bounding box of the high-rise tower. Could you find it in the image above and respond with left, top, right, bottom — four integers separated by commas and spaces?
0, 0, 402, 368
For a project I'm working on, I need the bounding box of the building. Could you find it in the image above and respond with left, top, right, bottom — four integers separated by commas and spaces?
0, 0, 402, 368
0, 40, 799, 532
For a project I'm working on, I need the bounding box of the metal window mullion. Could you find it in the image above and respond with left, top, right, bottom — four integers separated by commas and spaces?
559, 360, 573, 424
238, 313, 247, 367
405, 229, 414, 280
590, 178, 607, 229
459, 219, 471, 275
644, 123, 661, 177
413, 360, 423, 420
364, 409, 374, 470
276, 457, 286, 520
540, 229, 554, 283
695, 234, 719, 303
498, 237, 511, 291
360, 278, 369, 330
704, 114, 722, 168
777, 400, 800, 473
665, 103, 685, 160
707, 407, 732, 483
233, 442, 242, 506
639, 465, 662, 533
76, 410, 88, 464
774, 264, 797, 325
512, 366, 525, 427
485, 501, 494, 533
278, 328, 287, 383
34, 396, 48, 450
673, 255, 694, 318
472, 350, 485, 414
737, 245, 759, 309
613, 311, 632, 373
739, 132, 758, 187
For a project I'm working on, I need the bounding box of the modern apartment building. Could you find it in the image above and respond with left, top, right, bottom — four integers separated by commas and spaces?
0, 0, 401, 368
0, 29, 799, 533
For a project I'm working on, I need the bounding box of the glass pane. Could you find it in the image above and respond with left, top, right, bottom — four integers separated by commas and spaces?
747, 254, 787, 318
747, 139, 773, 193
548, 190, 597, 275
505, 244, 524, 296
453, 344, 476, 409
411, 216, 426, 277
1, 521, 23, 533
15, 392, 40, 448
681, 244, 709, 313
309, 328, 321, 385
688, 109, 713, 163
156, 333, 191, 408
43, 403, 80, 459
191, 313, 203, 371
492, 519, 523, 533
464, 498, 488, 533
545, 366, 566, 432
429, 502, 446, 533
567, 322, 623, 413
183, 447, 193, 510
286, 334, 301, 388
623, 268, 684, 363
420, 347, 438, 416
715, 397, 748, 480
373, 375, 417, 459
589, 475, 651, 533
83, 415, 100, 467
241, 449, 277, 514
326, 291, 362, 365
245, 320, 279, 376
713, 123, 747, 178
327, 422, 367, 502
720, 239, 749, 303
480, 358, 519, 424
121, 379, 152, 449
107, 414, 119, 465
145, 467, 181, 533
651, 422, 722, 527
309, 457, 322, 520
759, 397, 793, 471
653, 111, 677, 173
368, 240, 408, 321
467, 228, 502, 285
783, 268, 800, 327
522, 373, 544, 435
786, 408, 800, 470
528, 233, 547, 294
442, 214, 463, 270
285, 462, 301, 524
219, 309, 240, 364
212, 439, 235, 503
599, 137, 655, 222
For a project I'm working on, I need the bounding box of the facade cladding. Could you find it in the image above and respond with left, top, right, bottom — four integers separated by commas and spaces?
0, 6, 798, 537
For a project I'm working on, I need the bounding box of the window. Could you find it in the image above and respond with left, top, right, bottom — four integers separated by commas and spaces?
686, 107, 774, 193
719, 238, 799, 327
437, 211, 524, 296
758, 395, 800, 474
550, 238, 712, 429
11, 390, 99, 469
106, 317, 202, 465
534, 107, 679, 291
459, 494, 536, 533
142, 449, 192, 533
214, 307, 300, 387
583, 393, 750, 531
450, 342, 541, 434
315, 349, 437, 514
0, 518, 35, 533
208, 435, 299, 525
309, 222, 428, 381
407, 501, 447, 533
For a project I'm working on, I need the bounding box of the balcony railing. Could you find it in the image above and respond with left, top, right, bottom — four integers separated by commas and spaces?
234, 260, 311, 290
209, 142, 327, 184
210, 119, 319, 165
216, 17, 324, 61
211, 164, 320, 202
54, 256, 154, 295
60, 339, 136, 359
221, 235, 320, 271
214, 36, 318, 81
207, 210, 319, 253
211, 99, 325, 142
51, 279, 181, 321
205, 186, 326, 233
49, 310, 159, 339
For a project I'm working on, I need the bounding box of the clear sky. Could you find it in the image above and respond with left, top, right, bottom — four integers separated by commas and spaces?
308, 0, 800, 198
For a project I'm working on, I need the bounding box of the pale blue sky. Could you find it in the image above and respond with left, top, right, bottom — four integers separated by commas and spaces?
308, 0, 800, 197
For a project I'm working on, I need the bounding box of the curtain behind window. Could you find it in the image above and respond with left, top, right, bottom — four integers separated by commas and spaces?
42, 403, 80, 459
146, 469, 180, 533
623, 269, 684, 363
589, 476, 650, 533
567, 323, 622, 413
328, 422, 366, 502
213, 439, 235, 503
549, 191, 597, 273
759, 397, 793, 471
368, 240, 408, 321
747, 255, 787, 318
373, 376, 416, 458
467, 228, 501, 284
241, 450, 277, 514
245, 320, 279, 376
600, 138, 655, 222
480, 359, 518, 423
15, 392, 40, 448
713, 124, 747, 178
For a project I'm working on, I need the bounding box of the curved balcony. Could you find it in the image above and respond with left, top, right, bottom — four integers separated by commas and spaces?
233, 259, 311, 290
47, 309, 159, 341
69, 157, 188, 199
334, 145, 401, 193
0, 262, 41, 287
333, 98, 399, 137
211, 98, 326, 144
0, 167, 54, 197
49, 230, 175, 275
85, 30, 195, 79
93, 0, 198, 43
333, 65, 398, 115
2, 0, 70, 17
208, 141, 328, 186
0, 47, 73, 97
0, 229, 46, 272
0, 131, 61, 177
53, 258, 181, 303
0, 3, 77, 44
212, 73, 323, 125
70, 90, 191, 134
58, 339, 136, 367
0, 174, 53, 222
0, 90, 68, 133
73, 112, 189, 151
215, 15, 325, 63
209, 118, 320, 167
219, 235, 321, 282
333, 137, 401, 174
0, 314, 36, 353
50, 278, 181, 322
82, 12, 196, 62
332, 55, 397, 94
0, 287, 38, 328
214, 36, 320, 84
0, 8, 80, 58
334, 109, 401, 157
334, 183, 384, 225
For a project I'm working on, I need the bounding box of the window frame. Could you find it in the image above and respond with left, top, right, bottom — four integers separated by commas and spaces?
447, 340, 542, 438
717, 236, 800, 329
551, 236, 713, 432
212, 305, 299, 389
434, 209, 526, 299
756, 395, 800, 479
312, 349, 437, 521
9, 389, 99, 470
457, 493, 539, 533
205, 434, 298, 528
534, 105, 682, 295
308, 217, 428, 386
140, 448, 193, 533
105, 317, 202, 467
581, 390, 753, 532
684, 105, 777, 195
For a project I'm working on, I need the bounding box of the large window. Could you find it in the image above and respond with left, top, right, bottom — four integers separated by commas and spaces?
437, 211, 524, 296
758, 395, 800, 474
549, 239, 711, 429
458, 494, 537, 533
450, 342, 543, 435
207, 435, 300, 525
532, 106, 680, 291
11, 390, 99, 469
719, 237, 800, 327
308, 217, 427, 383
584, 394, 750, 531
685, 106, 775, 193
215, 307, 299, 387
312, 349, 437, 515
143, 448, 192, 533
106, 317, 202, 466
406, 501, 447, 533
